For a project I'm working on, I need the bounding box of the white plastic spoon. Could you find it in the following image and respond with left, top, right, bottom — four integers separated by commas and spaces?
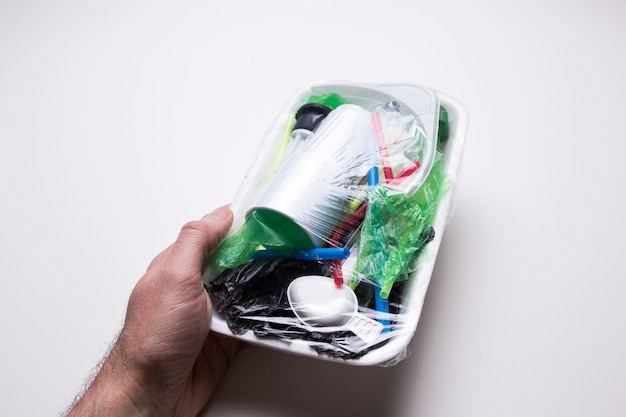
287, 275, 384, 344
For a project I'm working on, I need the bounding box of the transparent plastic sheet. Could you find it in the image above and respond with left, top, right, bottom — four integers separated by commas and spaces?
202, 82, 468, 366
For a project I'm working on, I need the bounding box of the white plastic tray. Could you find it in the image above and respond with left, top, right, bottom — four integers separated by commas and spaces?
206, 82, 468, 366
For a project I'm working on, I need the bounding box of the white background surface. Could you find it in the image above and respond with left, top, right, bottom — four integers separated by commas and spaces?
1, 1, 625, 416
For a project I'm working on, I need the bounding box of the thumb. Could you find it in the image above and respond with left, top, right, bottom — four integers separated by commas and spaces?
168, 205, 234, 276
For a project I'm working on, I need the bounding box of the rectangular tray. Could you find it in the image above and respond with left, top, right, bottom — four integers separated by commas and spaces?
204, 81, 468, 366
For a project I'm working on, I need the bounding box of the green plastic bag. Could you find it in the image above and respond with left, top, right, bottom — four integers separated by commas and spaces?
351, 151, 449, 299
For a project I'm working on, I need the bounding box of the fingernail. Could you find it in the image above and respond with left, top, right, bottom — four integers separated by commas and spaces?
209, 204, 232, 220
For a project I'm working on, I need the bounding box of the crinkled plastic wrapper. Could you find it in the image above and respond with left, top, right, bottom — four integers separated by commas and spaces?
203, 82, 468, 366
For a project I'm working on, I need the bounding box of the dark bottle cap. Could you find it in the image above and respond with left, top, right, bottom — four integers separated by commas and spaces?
293, 103, 332, 133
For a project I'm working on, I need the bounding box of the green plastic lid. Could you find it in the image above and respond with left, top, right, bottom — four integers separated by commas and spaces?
245, 208, 315, 250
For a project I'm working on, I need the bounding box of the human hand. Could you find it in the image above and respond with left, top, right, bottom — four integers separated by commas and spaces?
67, 205, 242, 417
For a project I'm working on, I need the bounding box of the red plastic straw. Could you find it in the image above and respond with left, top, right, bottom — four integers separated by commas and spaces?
388, 159, 421, 187
371, 112, 394, 182
328, 203, 368, 287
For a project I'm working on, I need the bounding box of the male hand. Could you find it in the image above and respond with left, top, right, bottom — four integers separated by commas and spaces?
67, 205, 242, 417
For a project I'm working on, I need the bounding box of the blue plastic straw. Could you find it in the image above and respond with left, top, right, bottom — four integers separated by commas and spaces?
367, 135, 391, 333
251, 247, 350, 261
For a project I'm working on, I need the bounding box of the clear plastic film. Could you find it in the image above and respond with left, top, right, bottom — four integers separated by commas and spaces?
203, 82, 468, 366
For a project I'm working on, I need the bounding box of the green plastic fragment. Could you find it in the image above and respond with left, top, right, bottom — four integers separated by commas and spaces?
438, 106, 450, 144
305, 93, 349, 110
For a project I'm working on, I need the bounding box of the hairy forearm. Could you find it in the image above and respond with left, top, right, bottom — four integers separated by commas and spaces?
66, 343, 152, 417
